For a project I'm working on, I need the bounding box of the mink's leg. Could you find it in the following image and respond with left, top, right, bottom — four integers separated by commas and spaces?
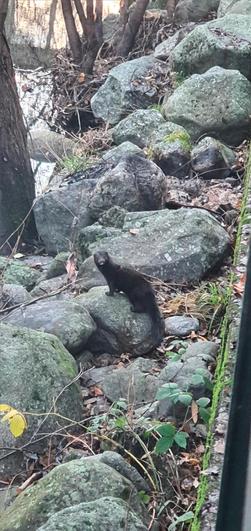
130, 302, 144, 313
106, 281, 115, 296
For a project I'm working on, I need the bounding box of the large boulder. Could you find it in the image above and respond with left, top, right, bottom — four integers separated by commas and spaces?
171, 15, 251, 80
88, 154, 167, 221
112, 112, 191, 177
227, 0, 251, 13
77, 286, 162, 356
163, 66, 251, 144
4, 299, 96, 355
174, 0, 220, 22
34, 179, 96, 255
154, 23, 196, 60
28, 129, 78, 163
112, 109, 166, 148
78, 208, 230, 284
91, 56, 165, 125
191, 136, 236, 179
0, 457, 147, 531
217, 0, 241, 16
0, 324, 82, 476
0, 257, 41, 290
102, 141, 143, 164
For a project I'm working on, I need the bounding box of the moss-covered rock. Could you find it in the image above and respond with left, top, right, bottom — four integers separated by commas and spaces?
0, 324, 82, 476
0, 257, 41, 290
0, 458, 147, 531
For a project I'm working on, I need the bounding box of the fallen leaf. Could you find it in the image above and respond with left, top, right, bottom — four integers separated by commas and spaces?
233, 273, 246, 296
129, 229, 139, 235
191, 401, 198, 424
66, 253, 77, 282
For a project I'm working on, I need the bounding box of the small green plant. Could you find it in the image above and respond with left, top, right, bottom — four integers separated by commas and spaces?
60, 155, 91, 173
168, 511, 194, 530
173, 70, 187, 87
154, 422, 189, 454
164, 130, 192, 151
165, 339, 189, 361
198, 281, 230, 332
150, 103, 163, 114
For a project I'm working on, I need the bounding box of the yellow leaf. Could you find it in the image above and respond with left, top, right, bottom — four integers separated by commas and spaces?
0, 404, 12, 412
1, 406, 27, 438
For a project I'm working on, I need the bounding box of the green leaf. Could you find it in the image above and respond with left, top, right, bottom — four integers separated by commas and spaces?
115, 399, 128, 411
178, 347, 186, 355
114, 417, 127, 429
178, 393, 192, 406
196, 397, 210, 408
174, 431, 189, 449
155, 383, 180, 402
168, 511, 194, 530
154, 436, 174, 454
164, 351, 175, 357
138, 491, 151, 504
199, 407, 211, 424
190, 374, 204, 386
156, 423, 176, 438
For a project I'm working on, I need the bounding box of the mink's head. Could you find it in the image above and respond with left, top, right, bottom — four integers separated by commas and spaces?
94, 251, 110, 267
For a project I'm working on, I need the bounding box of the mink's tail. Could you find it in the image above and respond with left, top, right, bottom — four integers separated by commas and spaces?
147, 295, 165, 345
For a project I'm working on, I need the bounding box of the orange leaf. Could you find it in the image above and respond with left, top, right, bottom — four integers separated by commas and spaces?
233, 273, 246, 296
94, 386, 103, 397
66, 253, 77, 282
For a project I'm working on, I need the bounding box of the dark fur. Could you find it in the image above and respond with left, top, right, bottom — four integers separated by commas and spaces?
94, 251, 165, 343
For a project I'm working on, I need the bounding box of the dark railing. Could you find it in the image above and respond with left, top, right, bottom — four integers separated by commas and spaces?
216, 244, 251, 530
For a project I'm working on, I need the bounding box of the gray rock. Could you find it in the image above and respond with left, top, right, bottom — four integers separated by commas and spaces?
87, 357, 160, 404
175, 0, 220, 22
38, 498, 147, 531
94, 451, 150, 493
4, 299, 96, 354
0, 457, 147, 531
30, 274, 70, 299
150, 125, 191, 177
28, 128, 77, 162
78, 224, 122, 262
0, 256, 41, 291
154, 23, 196, 59
191, 136, 236, 179
102, 141, 143, 164
78, 286, 162, 355
98, 206, 128, 228
227, 0, 251, 13
88, 154, 167, 221
154, 33, 182, 60
80, 208, 230, 283
91, 56, 163, 125
0, 284, 31, 309
156, 341, 219, 417
163, 66, 251, 145
45, 252, 69, 279
217, 0, 240, 16
165, 316, 200, 336
34, 179, 96, 255
78, 256, 107, 291
171, 15, 251, 80
0, 324, 82, 476
112, 109, 166, 148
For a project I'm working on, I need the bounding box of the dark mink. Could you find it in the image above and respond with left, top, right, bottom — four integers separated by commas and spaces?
94, 251, 165, 344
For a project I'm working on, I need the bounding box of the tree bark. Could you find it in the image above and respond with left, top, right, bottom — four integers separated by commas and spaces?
0, 19, 36, 254
116, 0, 149, 57
61, 0, 82, 65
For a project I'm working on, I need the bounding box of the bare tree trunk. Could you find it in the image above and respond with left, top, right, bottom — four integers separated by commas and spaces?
73, 0, 103, 75
117, 0, 149, 57
61, 0, 82, 65
0, 0, 36, 254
